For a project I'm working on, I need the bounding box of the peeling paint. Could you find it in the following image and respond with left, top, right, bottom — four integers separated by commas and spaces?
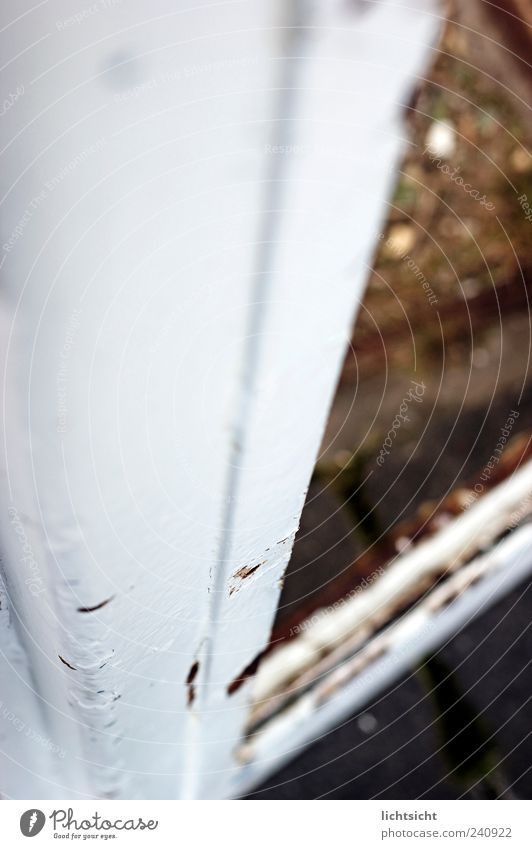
77, 597, 114, 613
186, 661, 200, 706
233, 563, 263, 580
227, 651, 265, 696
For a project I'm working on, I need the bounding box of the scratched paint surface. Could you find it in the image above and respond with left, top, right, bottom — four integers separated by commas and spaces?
191, 0, 441, 799
0, 0, 440, 798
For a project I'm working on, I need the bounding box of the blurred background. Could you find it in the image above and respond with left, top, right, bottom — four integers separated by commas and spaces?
248, 6, 532, 799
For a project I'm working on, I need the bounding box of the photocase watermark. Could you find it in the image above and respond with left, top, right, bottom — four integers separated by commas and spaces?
508, 490, 532, 530
19, 806, 158, 838
0, 700, 66, 759
114, 56, 258, 102
57, 308, 82, 434
45, 139, 106, 193
20, 809, 46, 837
56, 0, 121, 31
376, 379, 426, 466
51, 807, 158, 834
2, 139, 106, 255
264, 143, 310, 156
289, 566, 386, 636
2, 190, 47, 255
423, 145, 495, 212
378, 232, 438, 306
462, 409, 520, 509
8, 506, 45, 597
517, 193, 532, 223
0, 84, 24, 117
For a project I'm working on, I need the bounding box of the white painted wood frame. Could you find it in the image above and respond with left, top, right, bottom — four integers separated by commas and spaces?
235, 460, 532, 794
0, 1, 440, 799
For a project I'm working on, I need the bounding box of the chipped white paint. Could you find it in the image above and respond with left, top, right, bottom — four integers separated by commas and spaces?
252, 460, 532, 706
0, 0, 440, 798
235, 522, 532, 793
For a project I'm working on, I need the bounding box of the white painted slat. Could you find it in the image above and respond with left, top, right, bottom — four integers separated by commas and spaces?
0, 572, 81, 799
189, 0, 441, 799
252, 459, 532, 706
0, 0, 289, 799
0, 0, 440, 799
235, 523, 532, 795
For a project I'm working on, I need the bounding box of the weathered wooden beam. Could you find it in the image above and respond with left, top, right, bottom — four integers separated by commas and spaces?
251, 458, 532, 712
0, 0, 440, 799
235, 472, 532, 794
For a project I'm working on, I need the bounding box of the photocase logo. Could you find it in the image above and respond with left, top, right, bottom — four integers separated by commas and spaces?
20, 809, 46, 837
